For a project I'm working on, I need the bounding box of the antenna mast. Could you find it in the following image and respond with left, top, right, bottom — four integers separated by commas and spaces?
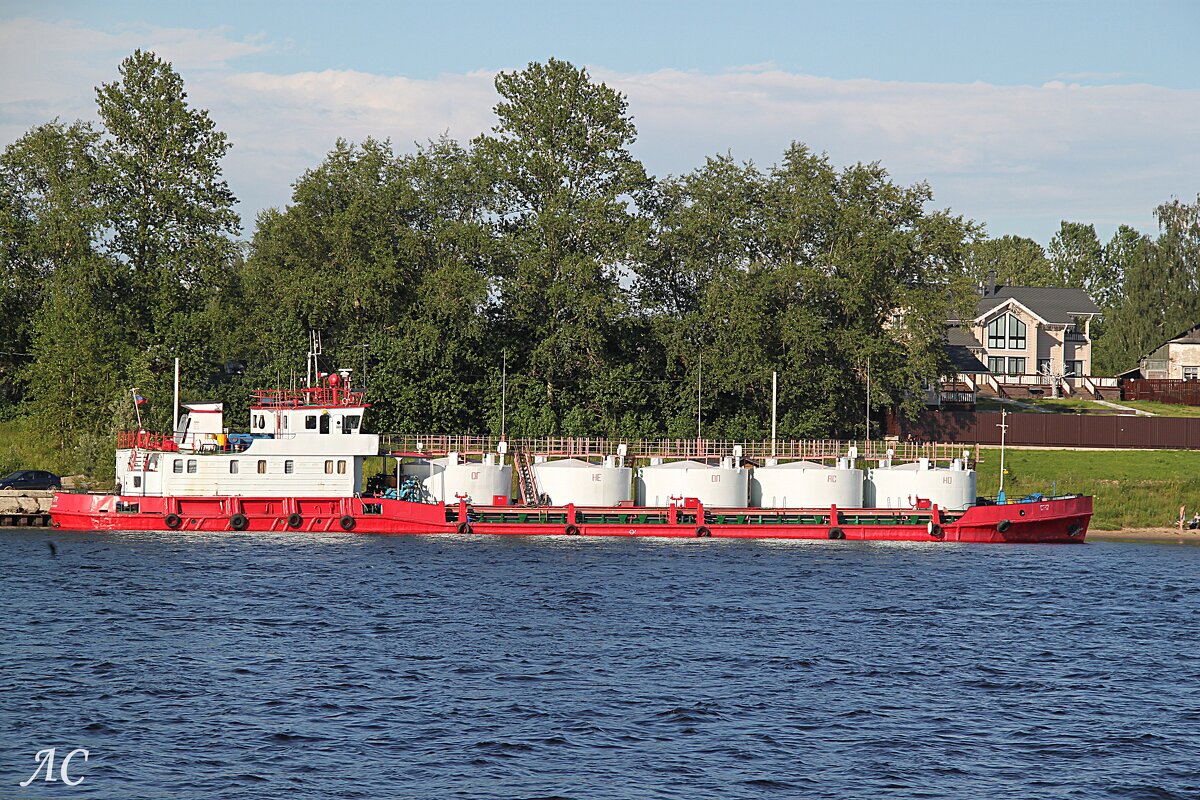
307, 330, 322, 387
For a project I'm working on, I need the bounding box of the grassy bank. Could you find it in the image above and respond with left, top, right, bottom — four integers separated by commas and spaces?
974, 447, 1200, 530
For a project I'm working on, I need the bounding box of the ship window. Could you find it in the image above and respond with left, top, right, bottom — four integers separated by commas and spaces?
325, 460, 334, 474
230, 460, 239, 474
305, 415, 317, 430
337, 460, 346, 474
284, 460, 294, 474
132, 476, 141, 488
319, 415, 330, 434
187, 459, 197, 474
283, 416, 288, 430
173, 459, 183, 473
258, 460, 266, 474
344, 414, 360, 434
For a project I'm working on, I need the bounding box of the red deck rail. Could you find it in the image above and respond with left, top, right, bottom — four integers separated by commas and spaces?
251, 387, 366, 408
117, 431, 179, 451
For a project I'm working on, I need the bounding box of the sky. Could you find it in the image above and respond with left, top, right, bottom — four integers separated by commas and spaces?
1, 0, 1197, 244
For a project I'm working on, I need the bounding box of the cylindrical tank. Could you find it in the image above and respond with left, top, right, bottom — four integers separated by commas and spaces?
864, 458, 976, 511
401, 452, 512, 504
751, 459, 864, 508
636, 458, 749, 508
532, 457, 632, 506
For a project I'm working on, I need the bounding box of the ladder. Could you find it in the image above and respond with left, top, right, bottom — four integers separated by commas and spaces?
515, 451, 542, 506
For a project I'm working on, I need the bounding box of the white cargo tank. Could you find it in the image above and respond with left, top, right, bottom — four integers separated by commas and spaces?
751, 458, 864, 509
864, 456, 976, 511
636, 458, 749, 508
401, 451, 512, 504
532, 457, 633, 506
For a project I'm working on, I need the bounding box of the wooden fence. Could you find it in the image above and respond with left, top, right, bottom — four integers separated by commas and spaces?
888, 409, 1200, 449
1123, 379, 1200, 406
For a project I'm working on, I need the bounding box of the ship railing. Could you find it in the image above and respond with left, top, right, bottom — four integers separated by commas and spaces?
117, 431, 179, 452
252, 387, 366, 407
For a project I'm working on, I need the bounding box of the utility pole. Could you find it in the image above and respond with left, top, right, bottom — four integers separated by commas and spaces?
771, 370, 778, 458
997, 409, 1009, 503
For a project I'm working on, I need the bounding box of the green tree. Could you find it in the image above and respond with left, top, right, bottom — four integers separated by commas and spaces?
478, 58, 651, 434
95, 49, 240, 427
1049, 221, 1113, 307
967, 234, 1053, 288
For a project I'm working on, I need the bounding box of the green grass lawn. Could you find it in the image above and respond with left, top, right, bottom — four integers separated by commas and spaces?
976, 396, 1200, 417
975, 446, 1200, 530
1110, 399, 1200, 417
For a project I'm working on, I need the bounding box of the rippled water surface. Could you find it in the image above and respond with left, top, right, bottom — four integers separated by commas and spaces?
3, 529, 1200, 799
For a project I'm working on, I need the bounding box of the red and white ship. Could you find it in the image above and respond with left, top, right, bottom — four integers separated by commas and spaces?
51, 378, 1091, 543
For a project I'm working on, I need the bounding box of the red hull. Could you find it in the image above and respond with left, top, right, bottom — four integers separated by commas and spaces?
50, 493, 1091, 543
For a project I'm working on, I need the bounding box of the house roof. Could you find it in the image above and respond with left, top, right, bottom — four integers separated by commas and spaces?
943, 327, 989, 374
972, 286, 1100, 325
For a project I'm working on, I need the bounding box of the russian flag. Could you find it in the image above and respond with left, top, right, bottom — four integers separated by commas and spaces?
134, 394, 147, 406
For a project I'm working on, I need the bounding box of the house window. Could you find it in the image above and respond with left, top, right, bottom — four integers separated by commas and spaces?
1066, 360, 1084, 377
173, 459, 183, 474
1185, 367, 1199, 380
230, 460, 239, 474
1008, 316, 1026, 350
1037, 358, 1051, 375
1008, 357, 1026, 375
284, 460, 294, 474
337, 460, 346, 474
987, 317, 1006, 349
325, 460, 334, 474
305, 415, 317, 430
988, 356, 1005, 374
186, 459, 197, 474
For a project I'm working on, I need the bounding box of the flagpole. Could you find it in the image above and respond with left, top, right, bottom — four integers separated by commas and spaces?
131, 387, 144, 431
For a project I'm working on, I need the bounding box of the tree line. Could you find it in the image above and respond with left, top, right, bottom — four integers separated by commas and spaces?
2, 51, 1198, 477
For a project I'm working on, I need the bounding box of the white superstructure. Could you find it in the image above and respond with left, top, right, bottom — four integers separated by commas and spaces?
115, 380, 378, 498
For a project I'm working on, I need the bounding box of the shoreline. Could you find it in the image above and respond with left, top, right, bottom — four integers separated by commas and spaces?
1089, 527, 1200, 543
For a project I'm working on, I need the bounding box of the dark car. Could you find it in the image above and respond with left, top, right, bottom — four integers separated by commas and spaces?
0, 470, 62, 491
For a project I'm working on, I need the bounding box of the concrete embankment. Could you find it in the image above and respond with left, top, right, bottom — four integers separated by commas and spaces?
0, 490, 53, 527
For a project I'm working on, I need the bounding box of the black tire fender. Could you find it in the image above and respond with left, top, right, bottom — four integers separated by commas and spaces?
696, 526, 711, 537
996, 519, 1012, 533
928, 523, 945, 538
456, 521, 472, 535
164, 513, 182, 530
230, 513, 249, 531
286, 513, 303, 529
565, 524, 581, 536
828, 527, 846, 540
339, 515, 356, 532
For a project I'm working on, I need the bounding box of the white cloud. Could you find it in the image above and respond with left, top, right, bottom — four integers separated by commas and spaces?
1, 17, 1196, 242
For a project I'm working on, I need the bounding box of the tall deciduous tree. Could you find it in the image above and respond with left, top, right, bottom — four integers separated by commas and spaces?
967, 235, 1053, 288
478, 58, 651, 434
95, 49, 240, 426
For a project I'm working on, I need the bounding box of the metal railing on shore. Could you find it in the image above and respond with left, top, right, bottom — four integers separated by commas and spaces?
380, 434, 980, 465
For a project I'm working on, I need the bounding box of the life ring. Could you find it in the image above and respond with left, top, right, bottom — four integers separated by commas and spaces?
1067, 523, 1084, 537
339, 515, 356, 531
565, 524, 581, 536
828, 528, 846, 540
996, 519, 1012, 533
287, 513, 303, 529
695, 526, 711, 537
928, 523, 945, 538
456, 521, 472, 535
230, 513, 249, 531
164, 513, 182, 530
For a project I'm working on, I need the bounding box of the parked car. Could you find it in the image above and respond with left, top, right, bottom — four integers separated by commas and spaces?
0, 470, 62, 490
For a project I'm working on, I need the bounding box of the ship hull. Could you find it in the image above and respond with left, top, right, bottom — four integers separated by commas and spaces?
50, 493, 1091, 543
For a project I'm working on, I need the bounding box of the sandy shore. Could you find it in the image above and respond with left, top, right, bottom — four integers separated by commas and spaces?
1089, 527, 1200, 543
